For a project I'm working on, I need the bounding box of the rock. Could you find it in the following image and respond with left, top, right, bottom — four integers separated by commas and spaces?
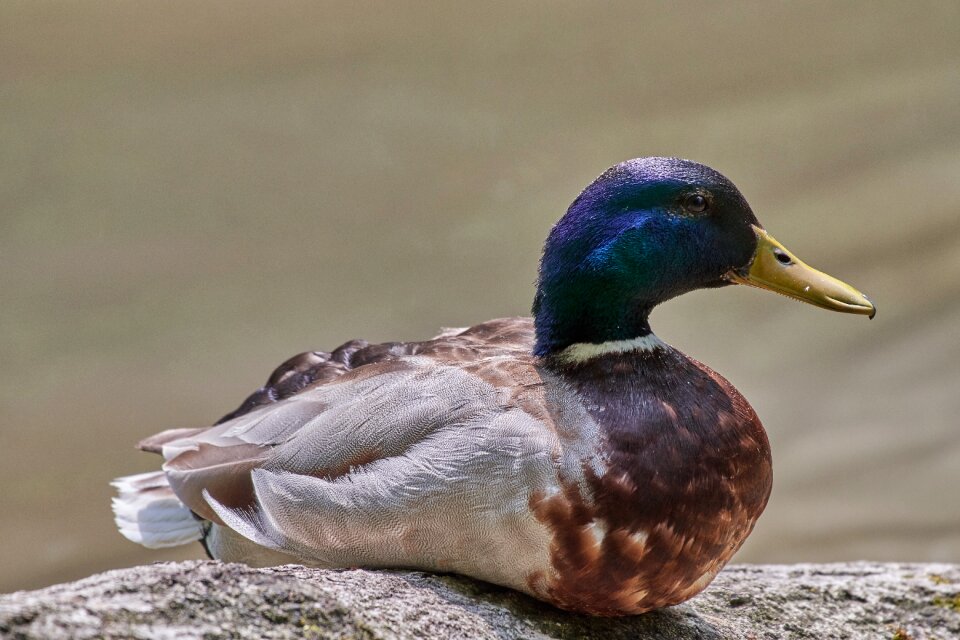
1, 562, 958, 639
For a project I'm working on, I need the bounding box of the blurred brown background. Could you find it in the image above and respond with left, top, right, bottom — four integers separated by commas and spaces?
2, 1, 959, 593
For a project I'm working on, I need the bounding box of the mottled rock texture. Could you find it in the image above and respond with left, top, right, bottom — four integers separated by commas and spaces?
1, 561, 958, 639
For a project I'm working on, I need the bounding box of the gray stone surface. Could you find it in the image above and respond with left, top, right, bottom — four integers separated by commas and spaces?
1, 561, 958, 639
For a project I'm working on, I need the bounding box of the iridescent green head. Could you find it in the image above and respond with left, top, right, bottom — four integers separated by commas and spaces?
533, 157, 874, 358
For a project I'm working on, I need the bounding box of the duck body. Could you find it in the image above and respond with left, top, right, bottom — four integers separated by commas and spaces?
114, 158, 872, 615
119, 317, 770, 615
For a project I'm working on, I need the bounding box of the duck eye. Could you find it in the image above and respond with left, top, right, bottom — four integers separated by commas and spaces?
683, 193, 708, 213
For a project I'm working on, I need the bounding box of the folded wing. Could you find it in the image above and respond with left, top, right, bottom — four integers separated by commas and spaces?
146, 319, 569, 574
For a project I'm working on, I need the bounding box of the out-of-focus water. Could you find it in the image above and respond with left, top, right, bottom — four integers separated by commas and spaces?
2, 1, 959, 592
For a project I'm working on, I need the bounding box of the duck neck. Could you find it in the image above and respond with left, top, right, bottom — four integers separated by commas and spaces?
532, 284, 659, 362
549, 332, 668, 367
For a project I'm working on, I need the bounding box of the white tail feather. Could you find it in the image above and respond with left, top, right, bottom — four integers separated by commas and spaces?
111, 471, 204, 548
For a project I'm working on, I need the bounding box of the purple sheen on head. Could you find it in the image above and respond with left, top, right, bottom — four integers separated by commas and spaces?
533, 158, 759, 358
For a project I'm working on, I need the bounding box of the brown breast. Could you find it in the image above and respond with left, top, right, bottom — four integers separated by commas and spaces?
529, 346, 773, 615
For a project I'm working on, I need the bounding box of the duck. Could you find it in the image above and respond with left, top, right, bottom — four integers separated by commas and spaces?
112, 157, 875, 616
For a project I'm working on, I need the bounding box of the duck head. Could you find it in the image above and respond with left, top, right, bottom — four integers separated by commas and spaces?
533, 157, 874, 358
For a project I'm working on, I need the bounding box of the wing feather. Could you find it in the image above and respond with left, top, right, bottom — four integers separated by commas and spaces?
136, 318, 569, 566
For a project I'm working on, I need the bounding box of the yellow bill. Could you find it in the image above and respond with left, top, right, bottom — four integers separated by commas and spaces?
726, 226, 876, 318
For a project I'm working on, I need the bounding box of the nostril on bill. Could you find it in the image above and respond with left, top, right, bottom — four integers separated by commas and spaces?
773, 248, 793, 266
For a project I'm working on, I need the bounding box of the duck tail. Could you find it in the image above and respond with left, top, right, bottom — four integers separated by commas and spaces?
111, 470, 204, 548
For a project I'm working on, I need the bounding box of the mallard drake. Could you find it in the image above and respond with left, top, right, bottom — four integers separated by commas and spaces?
113, 157, 874, 616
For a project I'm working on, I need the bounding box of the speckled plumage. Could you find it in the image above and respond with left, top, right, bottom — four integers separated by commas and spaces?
114, 157, 872, 616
